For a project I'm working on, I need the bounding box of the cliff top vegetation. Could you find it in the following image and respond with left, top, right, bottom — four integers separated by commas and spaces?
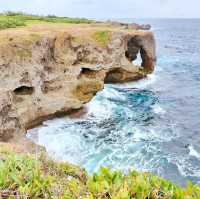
0, 12, 144, 49
0, 11, 94, 30
0, 145, 200, 199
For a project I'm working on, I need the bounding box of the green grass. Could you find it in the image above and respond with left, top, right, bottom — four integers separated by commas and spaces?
0, 149, 200, 198
93, 31, 112, 47
0, 17, 26, 30
0, 12, 94, 30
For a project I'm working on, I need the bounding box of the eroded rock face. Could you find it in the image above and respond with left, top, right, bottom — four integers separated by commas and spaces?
125, 34, 156, 74
0, 28, 156, 141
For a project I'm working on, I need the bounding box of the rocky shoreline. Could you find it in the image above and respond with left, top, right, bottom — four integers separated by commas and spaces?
105, 20, 152, 30
0, 23, 156, 147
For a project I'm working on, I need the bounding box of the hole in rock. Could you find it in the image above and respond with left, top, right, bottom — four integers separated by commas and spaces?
132, 51, 143, 67
81, 67, 93, 74
125, 37, 143, 68
78, 67, 98, 79
14, 86, 34, 95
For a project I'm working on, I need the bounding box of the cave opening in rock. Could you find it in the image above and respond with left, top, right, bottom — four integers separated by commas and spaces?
78, 67, 99, 79
13, 86, 34, 95
125, 37, 143, 68
125, 36, 155, 74
80, 67, 93, 75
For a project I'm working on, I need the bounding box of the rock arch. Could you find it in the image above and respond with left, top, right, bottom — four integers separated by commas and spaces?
125, 34, 156, 74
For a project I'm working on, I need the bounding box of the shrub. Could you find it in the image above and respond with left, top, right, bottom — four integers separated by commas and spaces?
4, 11, 24, 16
0, 154, 53, 198
1, 149, 200, 198
0, 18, 25, 30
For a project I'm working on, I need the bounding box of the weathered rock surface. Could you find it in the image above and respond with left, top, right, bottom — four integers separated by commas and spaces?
0, 24, 156, 141
106, 21, 151, 30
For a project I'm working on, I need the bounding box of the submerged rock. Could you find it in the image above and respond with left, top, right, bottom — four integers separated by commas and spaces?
0, 24, 156, 141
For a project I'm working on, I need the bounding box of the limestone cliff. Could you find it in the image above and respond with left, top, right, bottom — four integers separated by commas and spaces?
0, 24, 156, 141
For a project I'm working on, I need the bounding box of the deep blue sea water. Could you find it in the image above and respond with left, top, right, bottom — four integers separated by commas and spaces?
27, 19, 200, 186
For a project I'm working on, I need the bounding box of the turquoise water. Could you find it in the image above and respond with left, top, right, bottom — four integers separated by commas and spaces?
27, 19, 200, 186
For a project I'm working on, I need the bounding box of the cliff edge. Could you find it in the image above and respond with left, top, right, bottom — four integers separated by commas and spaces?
0, 23, 156, 141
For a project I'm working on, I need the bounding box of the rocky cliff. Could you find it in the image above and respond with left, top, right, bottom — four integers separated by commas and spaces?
0, 24, 156, 141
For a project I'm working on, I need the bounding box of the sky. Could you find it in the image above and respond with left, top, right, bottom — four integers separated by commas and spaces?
0, 0, 199, 19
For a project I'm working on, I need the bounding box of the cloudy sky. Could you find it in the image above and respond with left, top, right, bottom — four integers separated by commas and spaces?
0, 0, 199, 19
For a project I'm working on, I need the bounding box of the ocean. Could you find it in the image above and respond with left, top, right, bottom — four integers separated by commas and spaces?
27, 19, 200, 186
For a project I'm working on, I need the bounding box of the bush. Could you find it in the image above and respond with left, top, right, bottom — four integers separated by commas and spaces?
39, 16, 93, 24
47, 15, 58, 18
0, 149, 200, 198
4, 11, 24, 16
0, 154, 52, 198
86, 168, 200, 199
0, 18, 26, 30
